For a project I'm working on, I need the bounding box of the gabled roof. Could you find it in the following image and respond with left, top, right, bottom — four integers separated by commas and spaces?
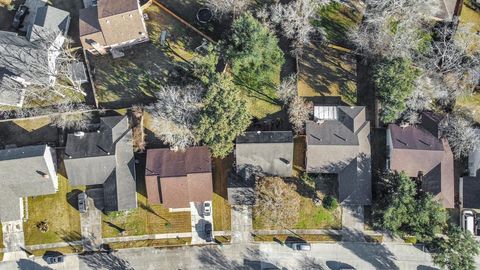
388, 112, 455, 208
306, 106, 371, 205
28, 6, 70, 40
65, 116, 136, 211
0, 145, 58, 221
145, 147, 213, 208
236, 131, 294, 178
97, 0, 139, 18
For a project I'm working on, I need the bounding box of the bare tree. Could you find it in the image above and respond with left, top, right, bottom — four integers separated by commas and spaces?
288, 96, 312, 134
254, 177, 301, 229
350, 0, 440, 59
204, 0, 250, 17
0, 28, 86, 106
441, 115, 480, 159
49, 102, 92, 130
147, 84, 204, 150
270, 0, 331, 55
423, 24, 480, 96
276, 74, 297, 103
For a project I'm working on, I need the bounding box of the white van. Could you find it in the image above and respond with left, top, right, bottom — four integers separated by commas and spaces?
462, 210, 476, 235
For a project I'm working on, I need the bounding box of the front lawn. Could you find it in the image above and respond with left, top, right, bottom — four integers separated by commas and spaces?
298, 44, 357, 105
23, 167, 82, 245
91, 3, 205, 108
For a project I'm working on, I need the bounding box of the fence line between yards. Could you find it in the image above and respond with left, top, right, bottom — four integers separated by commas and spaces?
152, 0, 215, 44
82, 49, 99, 108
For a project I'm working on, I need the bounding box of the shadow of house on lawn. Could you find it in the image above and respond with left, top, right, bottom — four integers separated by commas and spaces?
0, 120, 58, 148
17, 259, 53, 270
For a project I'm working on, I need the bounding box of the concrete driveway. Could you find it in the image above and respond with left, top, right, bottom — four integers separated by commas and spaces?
231, 205, 253, 243
190, 201, 213, 244
80, 189, 103, 250
2, 220, 25, 253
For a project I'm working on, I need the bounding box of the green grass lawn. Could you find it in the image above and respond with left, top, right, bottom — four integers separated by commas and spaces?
456, 92, 480, 123
92, 3, 204, 109
212, 156, 233, 231
298, 44, 357, 105
23, 168, 82, 245
461, 4, 480, 32
317, 1, 364, 47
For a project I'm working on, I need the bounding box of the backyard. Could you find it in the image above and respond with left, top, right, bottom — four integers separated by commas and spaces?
23, 165, 82, 246
91, 3, 206, 109
102, 153, 191, 238
0, 117, 58, 147
298, 44, 357, 105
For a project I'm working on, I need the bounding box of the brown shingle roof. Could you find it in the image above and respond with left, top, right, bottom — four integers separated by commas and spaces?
97, 0, 139, 19
145, 147, 213, 208
79, 7, 101, 36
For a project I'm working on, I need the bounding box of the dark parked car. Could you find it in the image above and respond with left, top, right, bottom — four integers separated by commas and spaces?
204, 222, 212, 242
78, 192, 88, 213
12, 6, 28, 29
46, 255, 64, 264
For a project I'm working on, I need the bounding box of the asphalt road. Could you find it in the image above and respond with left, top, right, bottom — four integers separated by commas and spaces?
2, 242, 479, 270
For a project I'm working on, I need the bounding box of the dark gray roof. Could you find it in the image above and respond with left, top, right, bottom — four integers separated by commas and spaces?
65, 116, 137, 211
71, 62, 88, 84
236, 131, 293, 144
460, 176, 480, 209
33, 6, 70, 35
306, 106, 371, 205
236, 131, 294, 178
0, 145, 58, 221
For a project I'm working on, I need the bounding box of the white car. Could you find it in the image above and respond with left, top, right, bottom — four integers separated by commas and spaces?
462, 210, 476, 235
204, 202, 211, 216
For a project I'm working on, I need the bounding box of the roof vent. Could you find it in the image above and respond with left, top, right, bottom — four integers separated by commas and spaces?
316, 120, 325, 125
400, 122, 410, 129
74, 131, 85, 137
256, 131, 262, 135
97, 130, 101, 133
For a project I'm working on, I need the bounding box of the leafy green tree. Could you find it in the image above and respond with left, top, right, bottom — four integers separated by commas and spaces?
322, 195, 338, 211
432, 226, 480, 270
373, 58, 419, 123
191, 45, 219, 85
195, 75, 251, 158
223, 13, 284, 91
375, 172, 446, 241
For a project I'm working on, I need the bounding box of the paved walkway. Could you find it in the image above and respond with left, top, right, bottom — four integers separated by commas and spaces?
103, 232, 192, 244
231, 205, 253, 244
27, 241, 83, 250
254, 229, 341, 235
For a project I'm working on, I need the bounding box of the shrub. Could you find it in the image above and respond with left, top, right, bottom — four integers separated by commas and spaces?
322, 195, 338, 210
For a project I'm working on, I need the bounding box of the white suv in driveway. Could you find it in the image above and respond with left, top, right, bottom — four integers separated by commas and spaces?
462, 209, 476, 235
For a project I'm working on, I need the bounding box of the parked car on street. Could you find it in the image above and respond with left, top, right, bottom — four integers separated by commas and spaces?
462, 209, 476, 235
291, 242, 311, 251
12, 6, 28, 29
46, 254, 64, 264
204, 201, 211, 216
204, 222, 212, 242
78, 192, 88, 213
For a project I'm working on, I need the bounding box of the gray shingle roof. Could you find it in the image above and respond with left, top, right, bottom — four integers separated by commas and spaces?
460, 176, 480, 209
0, 145, 58, 222
306, 106, 371, 205
236, 131, 294, 178
65, 116, 137, 211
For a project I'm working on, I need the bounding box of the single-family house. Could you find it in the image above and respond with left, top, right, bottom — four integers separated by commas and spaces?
0, 145, 58, 222
459, 129, 480, 209
145, 147, 213, 211
306, 105, 372, 206
0, 5, 70, 107
64, 116, 137, 211
79, 0, 149, 54
235, 131, 294, 179
387, 111, 455, 208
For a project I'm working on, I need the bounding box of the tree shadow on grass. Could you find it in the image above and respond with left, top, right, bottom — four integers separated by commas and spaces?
17, 259, 53, 270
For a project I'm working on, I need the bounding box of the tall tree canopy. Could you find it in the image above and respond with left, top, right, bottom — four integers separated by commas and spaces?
432, 226, 480, 270
195, 75, 251, 158
223, 13, 284, 91
375, 172, 446, 241
373, 58, 419, 123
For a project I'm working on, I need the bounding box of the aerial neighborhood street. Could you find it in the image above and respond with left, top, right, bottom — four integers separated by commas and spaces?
0, 0, 479, 269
